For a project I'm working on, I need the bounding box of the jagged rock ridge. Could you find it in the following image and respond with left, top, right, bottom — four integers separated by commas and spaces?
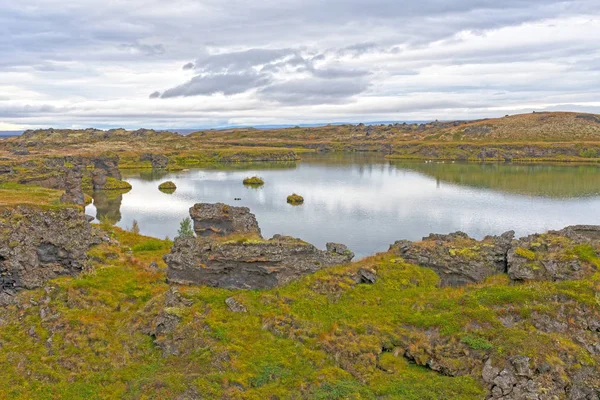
165, 203, 354, 289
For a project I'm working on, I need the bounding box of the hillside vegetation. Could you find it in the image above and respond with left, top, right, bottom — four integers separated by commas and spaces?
0, 226, 598, 399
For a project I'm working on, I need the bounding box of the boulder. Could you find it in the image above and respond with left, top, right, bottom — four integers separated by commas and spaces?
507, 226, 600, 282
59, 164, 85, 206
91, 153, 121, 180
189, 203, 261, 238
391, 231, 514, 286
165, 234, 354, 289
140, 153, 169, 169
0, 206, 102, 304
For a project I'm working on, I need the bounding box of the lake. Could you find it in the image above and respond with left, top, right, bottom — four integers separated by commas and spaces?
85, 153, 600, 258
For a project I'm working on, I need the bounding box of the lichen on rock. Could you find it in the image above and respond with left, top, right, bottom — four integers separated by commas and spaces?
0, 206, 102, 304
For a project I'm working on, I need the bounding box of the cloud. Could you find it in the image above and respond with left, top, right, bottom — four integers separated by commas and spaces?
0, 0, 599, 128
155, 47, 372, 102
160, 71, 273, 97
258, 78, 370, 105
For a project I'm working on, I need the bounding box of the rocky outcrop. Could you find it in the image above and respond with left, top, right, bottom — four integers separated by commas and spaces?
59, 164, 85, 206
141, 153, 169, 169
391, 231, 514, 286
392, 226, 600, 286
165, 234, 354, 289
508, 225, 600, 282
0, 206, 102, 304
165, 203, 353, 289
189, 203, 261, 237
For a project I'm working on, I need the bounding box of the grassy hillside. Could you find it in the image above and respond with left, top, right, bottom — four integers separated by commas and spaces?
435, 112, 600, 142
0, 226, 598, 399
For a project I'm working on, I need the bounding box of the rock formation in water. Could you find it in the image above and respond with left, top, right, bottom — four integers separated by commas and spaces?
164, 203, 354, 289
391, 225, 600, 286
189, 203, 261, 237
0, 206, 102, 304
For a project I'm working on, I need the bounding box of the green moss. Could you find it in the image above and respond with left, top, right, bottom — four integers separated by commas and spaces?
242, 176, 265, 186
0, 182, 67, 208
82, 176, 132, 191
461, 334, 494, 351
132, 238, 171, 253
287, 193, 304, 205
1, 225, 598, 398
515, 247, 536, 260
158, 181, 177, 193
449, 247, 479, 259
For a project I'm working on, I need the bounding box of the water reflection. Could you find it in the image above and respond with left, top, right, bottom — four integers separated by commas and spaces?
91, 190, 127, 224
393, 160, 600, 198
86, 154, 600, 258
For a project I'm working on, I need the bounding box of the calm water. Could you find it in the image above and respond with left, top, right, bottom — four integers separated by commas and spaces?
85, 154, 600, 258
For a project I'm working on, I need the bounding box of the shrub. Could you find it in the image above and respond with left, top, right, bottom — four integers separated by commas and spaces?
579, 148, 598, 158
461, 334, 493, 351
177, 217, 194, 237
130, 219, 140, 234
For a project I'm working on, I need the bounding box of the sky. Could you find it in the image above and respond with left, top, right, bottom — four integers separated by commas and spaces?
1, 0, 600, 130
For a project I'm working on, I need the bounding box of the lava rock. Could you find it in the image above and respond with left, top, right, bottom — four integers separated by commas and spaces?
0, 206, 102, 304
189, 203, 261, 238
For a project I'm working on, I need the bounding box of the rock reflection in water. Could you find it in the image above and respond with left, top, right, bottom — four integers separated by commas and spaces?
91, 190, 128, 224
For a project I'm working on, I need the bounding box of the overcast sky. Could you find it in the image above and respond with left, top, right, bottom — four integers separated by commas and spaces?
1, 0, 599, 130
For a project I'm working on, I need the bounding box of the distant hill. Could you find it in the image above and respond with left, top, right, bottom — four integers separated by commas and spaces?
0, 131, 23, 137
433, 112, 600, 142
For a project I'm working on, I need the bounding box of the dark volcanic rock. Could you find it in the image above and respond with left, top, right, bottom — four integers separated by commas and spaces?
507, 225, 600, 282
59, 165, 85, 206
91, 169, 107, 190
166, 203, 353, 289
0, 206, 101, 304
165, 234, 354, 289
189, 203, 261, 238
91, 153, 121, 180
140, 153, 169, 169
392, 226, 600, 285
391, 231, 514, 286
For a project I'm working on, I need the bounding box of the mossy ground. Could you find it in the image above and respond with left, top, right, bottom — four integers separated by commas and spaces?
82, 176, 132, 191
0, 225, 598, 399
0, 182, 66, 208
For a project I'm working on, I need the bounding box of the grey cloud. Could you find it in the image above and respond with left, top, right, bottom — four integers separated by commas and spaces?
149, 91, 161, 99
160, 72, 272, 97
157, 47, 370, 102
193, 49, 296, 73
119, 42, 165, 56
0, 104, 64, 118
258, 78, 369, 105
2, 0, 600, 127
